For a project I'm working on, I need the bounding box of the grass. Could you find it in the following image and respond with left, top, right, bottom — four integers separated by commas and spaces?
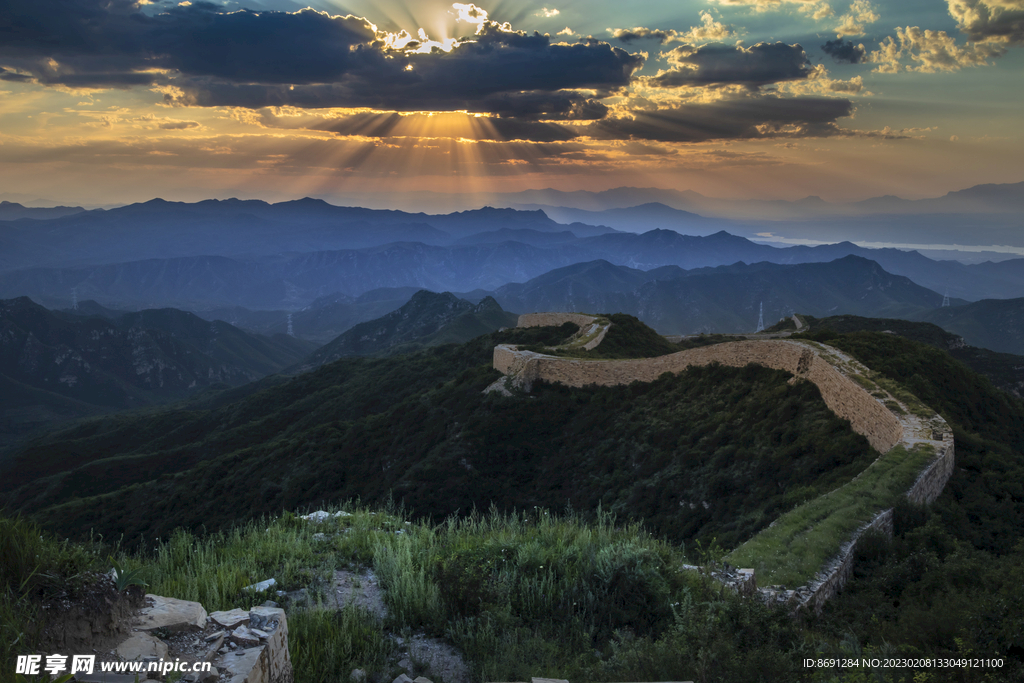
9, 502, 766, 683
724, 442, 936, 588
0, 514, 108, 683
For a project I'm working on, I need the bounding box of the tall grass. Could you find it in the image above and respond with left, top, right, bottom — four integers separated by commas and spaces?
5, 501, 810, 683
0, 515, 106, 683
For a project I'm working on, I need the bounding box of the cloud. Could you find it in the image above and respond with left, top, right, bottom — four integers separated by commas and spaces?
650, 42, 814, 89
802, 2, 836, 20
557, 27, 575, 36
608, 12, 732, 45
822, 37, 867, 62
0, 0, 643, 116
948, 0, 1024, 44
589, 94, 855, 142
608, 27, 679, 44
295, 111, 581, 143
779, 64, 869, 95
681, 12, 734, 43
156, 119, 202, 130
868, 26, 1004, 72
834, 0, 879, 36
536, 8, 561, 18
711, 0, 826, 11
0, 67, 32, 82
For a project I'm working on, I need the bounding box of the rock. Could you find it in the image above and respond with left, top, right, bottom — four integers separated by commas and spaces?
301, 510, 352, 523
218, 645, 266, 683
205, 635, 225, 661
243, 578, 277, 593
134, 594, 208, 633
248, 605, 291, 683
205, 630, 227, 642
392, 675, 414, 683
211, 608, 250, 630
350, 669, 366, 683
230, 626, 260, 648
398, 658, 412, 670
413, 678, 434, 683
531, 679, 570, 683
262, 600, 280, 608
116, 632, 169, 661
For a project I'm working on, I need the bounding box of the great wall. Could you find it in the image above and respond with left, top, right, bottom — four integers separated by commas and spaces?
488, 313, 956, 612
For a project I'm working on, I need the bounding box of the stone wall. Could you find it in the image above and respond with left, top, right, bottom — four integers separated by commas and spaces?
499, 339, 904, 453
907, 433, 956, 505
492, 330, 958, 614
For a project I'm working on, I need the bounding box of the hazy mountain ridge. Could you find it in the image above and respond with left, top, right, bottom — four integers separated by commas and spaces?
494, 256, 949, 335
915, 298, 1024, 355
5, 228, 1024, 313
298, 290, 518, 370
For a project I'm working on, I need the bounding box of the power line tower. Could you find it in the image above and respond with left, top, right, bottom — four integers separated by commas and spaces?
286, 312, 294, 336
756, 302, 765, 333
942, 288, 950, 307
71, 287, 78, 311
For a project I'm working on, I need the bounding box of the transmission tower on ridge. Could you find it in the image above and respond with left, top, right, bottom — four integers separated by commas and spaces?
71, 287, 78, 311
287, 312, 294, 336
942, 288, 950, 307
756, 302, 765, 333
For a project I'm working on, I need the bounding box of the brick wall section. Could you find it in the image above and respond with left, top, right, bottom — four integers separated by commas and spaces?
907, 434, 956, 504
799, 508, 895, 614
495, 339, 904, 453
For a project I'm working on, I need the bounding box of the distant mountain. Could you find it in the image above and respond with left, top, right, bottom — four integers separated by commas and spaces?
454, 228, 579, 246
195, 287, 421, 344
512, 202, 722, 236
458, 181, 1024, 220
855, 182, 1024, 215
0, 297, 316, 442
0, 201, 85, 220
915, 298, 1024, 355
494, 256, 946, 334
0, 199, 619, 271
5, 226, 1024, 312
298, 290, 518, 370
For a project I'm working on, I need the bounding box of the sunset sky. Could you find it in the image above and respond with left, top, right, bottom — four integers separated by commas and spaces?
1, 0, 1021, 207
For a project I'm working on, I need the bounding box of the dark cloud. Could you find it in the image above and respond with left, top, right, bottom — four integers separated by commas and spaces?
608, 27, 677, 44
149, 4, 379, 84
949, 0, 1024, 45
821, 38, 867, 64
0, 0, 642, 116
652, 42, 814, 88
480, 91, 608, 121
298, 111, 580, 143
0, 67, 32, 82
157, 120, 201, 130
590, 96, 854, 142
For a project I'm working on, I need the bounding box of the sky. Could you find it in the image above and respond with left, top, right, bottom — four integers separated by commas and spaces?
0, 0, 1021, 206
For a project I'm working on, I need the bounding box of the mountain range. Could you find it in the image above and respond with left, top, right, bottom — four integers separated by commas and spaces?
297, 290, 518, 371
492, 256, 949, 335
5, 227, 1024, 313
0, 297, 315, 446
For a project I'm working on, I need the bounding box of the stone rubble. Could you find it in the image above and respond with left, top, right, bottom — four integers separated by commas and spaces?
112, 594, 293, 683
